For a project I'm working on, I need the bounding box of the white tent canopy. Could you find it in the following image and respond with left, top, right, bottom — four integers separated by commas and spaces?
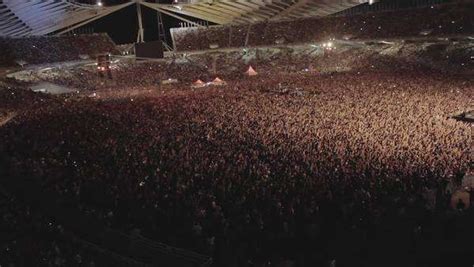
0, 0, 367, 37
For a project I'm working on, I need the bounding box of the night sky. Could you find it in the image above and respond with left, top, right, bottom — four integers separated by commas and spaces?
76, 0, 195, 45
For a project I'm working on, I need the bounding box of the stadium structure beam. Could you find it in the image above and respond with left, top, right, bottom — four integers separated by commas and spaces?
0, 0, 369, 37
140, 0, 369, 25
200, 3, 253, 23
160, 5, 229, 24
136, 1, 145, 42
140, 2, 205, 28
270, 0, 310, 21
0, 0, 134, 37
56, 2, 135, 36
185, 5, 235, 23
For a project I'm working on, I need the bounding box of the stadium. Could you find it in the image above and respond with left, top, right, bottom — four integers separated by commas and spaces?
0, 0, 473, 266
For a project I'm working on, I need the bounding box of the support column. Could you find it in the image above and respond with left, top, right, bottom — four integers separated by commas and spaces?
136, 0, 144, 43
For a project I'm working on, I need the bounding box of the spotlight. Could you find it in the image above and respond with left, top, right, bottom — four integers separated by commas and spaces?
97, 1, 103, 7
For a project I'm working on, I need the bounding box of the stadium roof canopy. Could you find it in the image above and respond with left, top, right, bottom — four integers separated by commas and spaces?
143, 0, 368, 25
0, 0, 134, 37
0, 0, 367, 37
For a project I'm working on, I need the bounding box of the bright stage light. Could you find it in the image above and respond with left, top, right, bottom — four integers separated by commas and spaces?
97, 1, 103, 7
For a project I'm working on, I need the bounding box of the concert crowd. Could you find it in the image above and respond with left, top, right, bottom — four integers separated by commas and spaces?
173, 1, 473, 51
1, 66, 472, 266
0, 34, 117, 67
0, 0, 473, 265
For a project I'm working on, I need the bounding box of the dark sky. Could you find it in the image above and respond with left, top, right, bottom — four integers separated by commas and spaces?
75, 1, 191, 45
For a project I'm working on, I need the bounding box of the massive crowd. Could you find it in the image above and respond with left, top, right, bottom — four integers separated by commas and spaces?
0, 34, 117, 67
1, 65, 473, 266
172, 1, 473, 51
0, 1, 473, 265
39, 60, 212, 91
32, 38, 472, 93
